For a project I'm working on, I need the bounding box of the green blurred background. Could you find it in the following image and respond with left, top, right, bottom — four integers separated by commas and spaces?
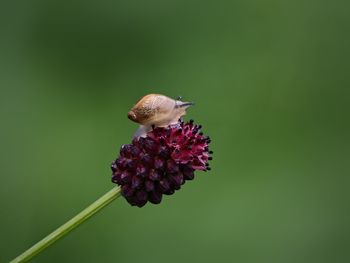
1, 0, 349, 262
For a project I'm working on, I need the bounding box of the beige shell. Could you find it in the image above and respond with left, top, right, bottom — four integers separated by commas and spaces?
128, 94, 193, 127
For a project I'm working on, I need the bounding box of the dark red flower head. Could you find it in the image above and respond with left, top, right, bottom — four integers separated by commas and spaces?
111, 119, 212, 207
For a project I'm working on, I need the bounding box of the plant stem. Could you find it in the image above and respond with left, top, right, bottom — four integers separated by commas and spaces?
10, 186, 122, 263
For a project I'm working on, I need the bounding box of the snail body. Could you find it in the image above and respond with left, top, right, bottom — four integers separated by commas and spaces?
128, 94, 194, 137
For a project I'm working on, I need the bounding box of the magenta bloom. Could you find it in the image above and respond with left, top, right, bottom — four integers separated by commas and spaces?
111, 120, 212, 207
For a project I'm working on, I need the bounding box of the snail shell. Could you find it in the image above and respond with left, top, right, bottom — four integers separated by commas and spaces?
128, 94, 194, 137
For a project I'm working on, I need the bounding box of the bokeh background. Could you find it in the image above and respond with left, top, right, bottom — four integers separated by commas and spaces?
1, 0, 349, 262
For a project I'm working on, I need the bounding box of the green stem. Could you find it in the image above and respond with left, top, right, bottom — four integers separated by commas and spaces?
10, 186, 122, 263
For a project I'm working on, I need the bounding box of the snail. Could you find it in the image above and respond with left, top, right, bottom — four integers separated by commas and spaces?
128, 94, 194, 137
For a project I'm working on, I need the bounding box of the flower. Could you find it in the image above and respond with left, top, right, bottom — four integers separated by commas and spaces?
111, 119, 212, 207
